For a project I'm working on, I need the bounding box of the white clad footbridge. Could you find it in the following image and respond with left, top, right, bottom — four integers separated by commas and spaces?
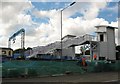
27, 34, 96, 58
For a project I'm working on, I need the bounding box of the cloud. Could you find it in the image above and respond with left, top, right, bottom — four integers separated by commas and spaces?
33, 2, 108, 36
83, 2, 107, 20
0, 1, 119, 50
62, 17, 110, 36
33, 9, 58, 19
1, 2, 32, 23
0, 1, 33, 48
1, 1, 33, 35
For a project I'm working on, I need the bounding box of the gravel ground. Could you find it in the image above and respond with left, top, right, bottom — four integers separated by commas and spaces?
1, 72, 120, 84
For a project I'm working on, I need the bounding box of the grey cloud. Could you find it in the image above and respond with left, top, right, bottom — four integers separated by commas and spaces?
1, 2, 32, 23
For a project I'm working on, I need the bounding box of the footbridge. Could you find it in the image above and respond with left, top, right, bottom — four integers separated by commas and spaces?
27, 34, 96, 58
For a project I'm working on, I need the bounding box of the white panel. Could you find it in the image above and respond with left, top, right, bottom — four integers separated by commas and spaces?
99, 42, 108, 58
96, 27, 107, 32
107, 28, 116, 60
62, 47, 75, 57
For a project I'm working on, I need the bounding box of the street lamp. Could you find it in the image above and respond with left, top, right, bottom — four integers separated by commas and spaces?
60, 2, 76, 60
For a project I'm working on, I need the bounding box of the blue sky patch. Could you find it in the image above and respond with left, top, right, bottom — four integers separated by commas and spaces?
107, 2, 118, 7
32, 16, 49, 24
98, 10, 117, 22
70, 12, 83, 18
98, 2, 118, 22
31, 2, 70, 11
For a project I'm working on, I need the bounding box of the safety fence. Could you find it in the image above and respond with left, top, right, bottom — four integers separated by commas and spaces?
2, 60, 84, 78
1, 60, 120, 78
86, 60, 120, 72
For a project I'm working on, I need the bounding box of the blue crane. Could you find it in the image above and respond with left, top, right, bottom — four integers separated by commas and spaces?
8, 28, 25, 59
8, 28, 25, 49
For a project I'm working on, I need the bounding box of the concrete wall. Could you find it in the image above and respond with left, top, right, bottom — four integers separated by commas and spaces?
96, 26, 116, 60
107, 28, 116, 60
62, 47, 75, 57
52, 47, 75, 58
98, 42, 108, 58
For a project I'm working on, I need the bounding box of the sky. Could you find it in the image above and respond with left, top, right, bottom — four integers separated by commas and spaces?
0, 0, 119, 53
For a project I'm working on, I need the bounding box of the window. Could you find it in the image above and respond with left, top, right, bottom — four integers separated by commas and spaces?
100, 34, 104, 41
2, 51, 6, 54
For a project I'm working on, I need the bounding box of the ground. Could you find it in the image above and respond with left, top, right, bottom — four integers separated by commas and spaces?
1, 72, 119, 84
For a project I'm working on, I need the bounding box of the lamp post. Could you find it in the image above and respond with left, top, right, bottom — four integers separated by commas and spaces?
60, 2, 76, 60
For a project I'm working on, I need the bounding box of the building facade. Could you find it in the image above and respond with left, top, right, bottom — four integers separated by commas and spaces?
95, 25, 117, 60
0, 47, 13, 57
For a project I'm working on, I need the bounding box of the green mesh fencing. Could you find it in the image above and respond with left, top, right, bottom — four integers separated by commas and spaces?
0, 63, 2, 77
2, 60, 120, 78
86, 60, 120, 72
2, 60, 84, 78
86, 61, 96, 72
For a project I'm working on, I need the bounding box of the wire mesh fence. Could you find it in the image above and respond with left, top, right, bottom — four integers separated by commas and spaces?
1, 60, 120, 78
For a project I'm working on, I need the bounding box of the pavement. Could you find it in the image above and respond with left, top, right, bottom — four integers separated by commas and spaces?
1, 72, 120, 84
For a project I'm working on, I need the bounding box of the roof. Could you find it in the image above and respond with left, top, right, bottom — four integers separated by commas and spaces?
95, 25, 118, 29
62, 34, 76, 40
0, 47, 13, 50
95, 31, 106, 33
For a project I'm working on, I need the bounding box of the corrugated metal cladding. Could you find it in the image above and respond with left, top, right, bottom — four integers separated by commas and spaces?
107, 28, 116, 60
99, 42, 108, 58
